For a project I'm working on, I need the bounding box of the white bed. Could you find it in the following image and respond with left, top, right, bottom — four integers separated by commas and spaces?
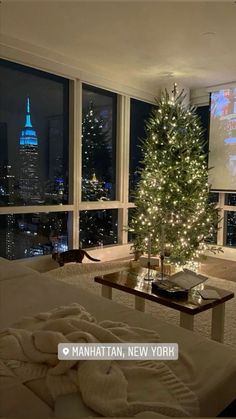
0, 258, 236, 417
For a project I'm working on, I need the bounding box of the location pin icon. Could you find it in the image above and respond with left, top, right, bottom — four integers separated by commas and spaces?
63, 347, 69, 356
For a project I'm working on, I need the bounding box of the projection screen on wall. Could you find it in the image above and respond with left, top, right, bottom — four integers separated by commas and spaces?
208, 86, 236, 191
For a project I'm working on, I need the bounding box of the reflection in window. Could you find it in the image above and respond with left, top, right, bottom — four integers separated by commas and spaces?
0, 212, 68, 260
79, 209, 118, 248
225, 211, 236, 247
0, 59, 69, 206
128, 207, 136, 243
205, 228, 217, 245
195, 105, 210, 157
129, 98, 155, 201
82, 84, 117, 201
225, 193, 236, 206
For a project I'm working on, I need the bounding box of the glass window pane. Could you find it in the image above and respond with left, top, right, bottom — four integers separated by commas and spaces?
225, 193, 236, 206
0, 212, 68, 260
205, 229, 217, 245
225, 211, 236, 247
82, 84, 117, 201
129, 98, 155, 201
79, 209, 118, 248
0, 59, 69, 206
195, 105, 210, 156
128, 207, 136, 243
209, 192, 219, 204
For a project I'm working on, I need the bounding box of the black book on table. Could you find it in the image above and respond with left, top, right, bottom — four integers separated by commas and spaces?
152, 280, 188, 299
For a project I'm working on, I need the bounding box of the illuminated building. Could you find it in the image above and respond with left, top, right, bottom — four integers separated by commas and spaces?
19, 97, 40, 204
46, 115, 65, 203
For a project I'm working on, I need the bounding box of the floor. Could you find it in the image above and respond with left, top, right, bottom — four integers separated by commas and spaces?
199, 257, 236, 283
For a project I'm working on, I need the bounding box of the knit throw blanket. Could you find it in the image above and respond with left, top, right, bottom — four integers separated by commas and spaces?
0, 303, 199, 417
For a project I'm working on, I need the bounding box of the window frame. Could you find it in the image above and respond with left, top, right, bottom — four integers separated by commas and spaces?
81, 83, 118, 202
0, 60, 139, 258
0, 57, 235, 261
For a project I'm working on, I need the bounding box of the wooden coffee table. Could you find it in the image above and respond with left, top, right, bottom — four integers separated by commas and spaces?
95, 269, 234, 343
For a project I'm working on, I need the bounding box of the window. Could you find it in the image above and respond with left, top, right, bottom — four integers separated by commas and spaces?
128, 208, 136, 243
225, 211, 236, 247
129, 98, 155, 201
82, 84, 117, 201
79, 209, 118, 248
209, 192, 219, 204
225, 193, 236, 206
0, 212, 68, 260
1, 59, 235, 260
0, 59, 69, 206
195, 105, 210, 157
0, 59, 69, 260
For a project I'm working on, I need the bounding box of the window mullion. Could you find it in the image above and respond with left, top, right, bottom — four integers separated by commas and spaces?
217, 192, 225, 246
71, 79, 82, 249
117, 96, 130, 244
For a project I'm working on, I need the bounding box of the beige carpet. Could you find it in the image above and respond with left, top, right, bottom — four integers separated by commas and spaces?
200, 257, 236, 283
49, 263, 236, 350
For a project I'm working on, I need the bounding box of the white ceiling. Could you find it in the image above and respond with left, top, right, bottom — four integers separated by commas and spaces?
1, 1, 236, 95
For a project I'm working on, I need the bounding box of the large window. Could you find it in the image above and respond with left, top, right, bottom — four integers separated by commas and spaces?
197, 105, 236, 249
0, 59, 69, 260
82, 84, 117, 201
129, 98, 155, 201
1, 58, 235, 260
0, 59, 69, 206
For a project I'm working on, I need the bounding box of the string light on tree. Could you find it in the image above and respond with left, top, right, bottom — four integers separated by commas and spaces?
129, 87, 220, 265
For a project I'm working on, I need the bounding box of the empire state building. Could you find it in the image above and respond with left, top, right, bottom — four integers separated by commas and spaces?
19, 97, 40, 204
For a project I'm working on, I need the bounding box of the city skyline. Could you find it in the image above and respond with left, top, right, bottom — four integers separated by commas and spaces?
0, 59, 69, 259
0, 95, 68, 206
0, 90, 117, 259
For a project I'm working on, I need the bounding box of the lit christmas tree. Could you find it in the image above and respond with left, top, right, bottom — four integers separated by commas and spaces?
129, 87, 219, 265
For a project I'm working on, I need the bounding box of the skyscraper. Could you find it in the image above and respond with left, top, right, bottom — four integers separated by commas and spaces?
0, 122, 8, 167
46, 115, 65, 203
19, 97, 40, 204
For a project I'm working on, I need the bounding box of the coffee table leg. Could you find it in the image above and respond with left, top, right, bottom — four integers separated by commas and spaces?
135, 296, 145, 312
180, 313, 194, 331
101, 285, 112, 300
211, 303, 225, 343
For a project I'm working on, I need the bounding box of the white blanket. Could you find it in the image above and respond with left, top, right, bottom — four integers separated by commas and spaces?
0, 303, 199, 417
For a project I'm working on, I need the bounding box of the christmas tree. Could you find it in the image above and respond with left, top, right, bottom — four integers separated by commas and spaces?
82, 101, 111, 200
129, 88, 219, 265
